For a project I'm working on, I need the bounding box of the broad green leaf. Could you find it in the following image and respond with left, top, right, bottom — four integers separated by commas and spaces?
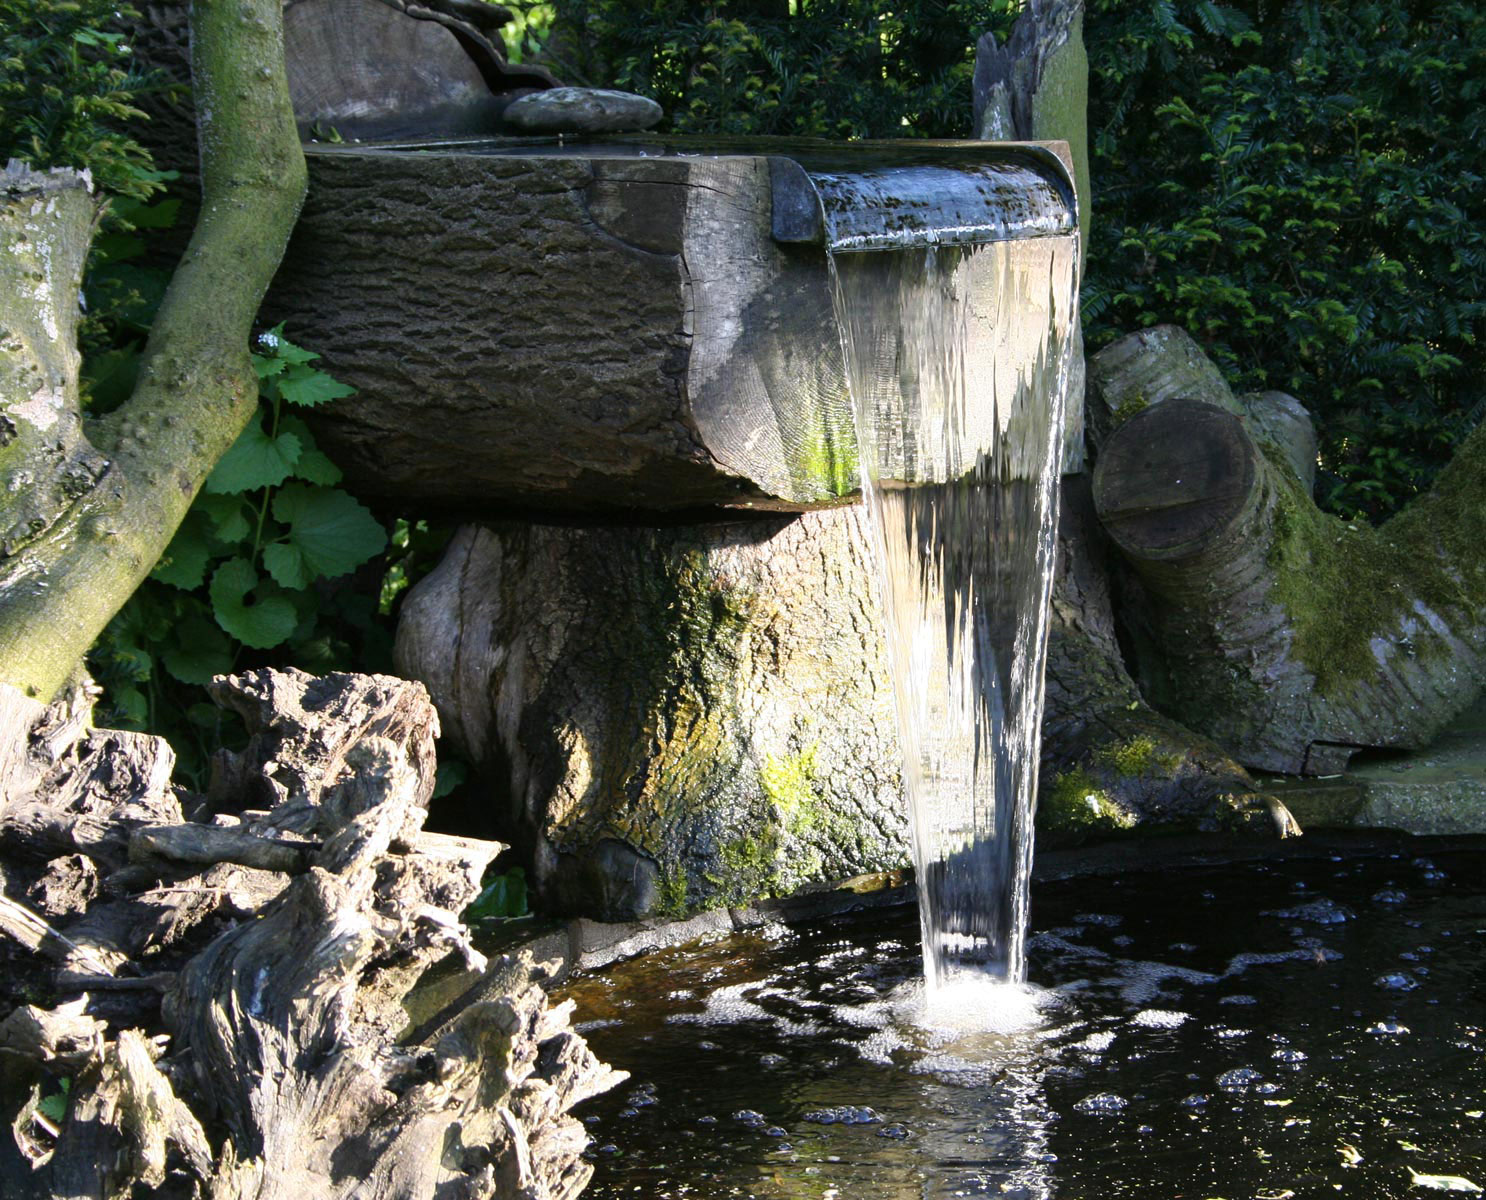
204, 416, 301, 495
262, 542, 311, 590
151, 511, 215, 589
195, 493, 252, 543
278, 361, 356, 408
161, 615, 234, 684
209, 557, 298, 649
280, 415, 344, 485
272, 484, 386, 581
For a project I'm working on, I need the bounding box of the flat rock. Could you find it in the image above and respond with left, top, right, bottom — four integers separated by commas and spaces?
503, 87, 663, 134
1267, 696, 1486, 834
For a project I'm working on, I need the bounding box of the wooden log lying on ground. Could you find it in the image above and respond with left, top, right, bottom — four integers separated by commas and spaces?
266, 141, 1076, 515
1090, 328, 1486, 774
1040, 476, 1296, 838
0, 670, 620, 1198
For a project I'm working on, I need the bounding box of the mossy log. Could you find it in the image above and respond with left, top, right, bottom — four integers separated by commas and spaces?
394, 509, 910, 920
0, 670, 621, 1199
1040, 476, 1294, 838
1090, 331, 1486, 774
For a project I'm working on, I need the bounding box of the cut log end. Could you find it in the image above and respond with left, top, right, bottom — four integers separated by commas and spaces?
1092, 400, 1258, 560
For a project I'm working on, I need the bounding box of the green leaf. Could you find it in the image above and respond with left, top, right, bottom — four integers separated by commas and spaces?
151, 512, 215, 589
277, 361, 355, 408
262, 542, 311, 590
161, 615, 234, 684
36, 1078, 70, 1124
465, 867, 527, 921
195, 493, 252, 544
271, 484, 386, 581
204, 416, 301, 495
209, 558, 299, 649
280, 414, 343, 484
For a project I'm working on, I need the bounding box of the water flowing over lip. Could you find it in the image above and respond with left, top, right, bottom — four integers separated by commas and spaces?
811, 162, 1076, 252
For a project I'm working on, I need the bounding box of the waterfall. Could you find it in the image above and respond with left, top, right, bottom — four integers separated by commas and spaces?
817, 164, 1079, 995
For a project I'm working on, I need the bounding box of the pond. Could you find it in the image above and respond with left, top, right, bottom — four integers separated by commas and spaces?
560, 845, 1486, 1199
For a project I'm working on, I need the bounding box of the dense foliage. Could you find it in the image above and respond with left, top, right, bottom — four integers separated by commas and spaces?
0, 0, 162, 198
544, 0, 1486, 518
1085, 0, 1486, 518
546, 0, 1017, 138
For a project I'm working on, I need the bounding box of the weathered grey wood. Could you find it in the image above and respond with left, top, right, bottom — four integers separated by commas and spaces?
268, 141, 1075, 515
1092, 349, 1486, 773
1, 669, 618, 1197
206, 666, 439, 817
1040, 475, 1290, 837
974, 0, 1091, 472
394, 508, 910, 919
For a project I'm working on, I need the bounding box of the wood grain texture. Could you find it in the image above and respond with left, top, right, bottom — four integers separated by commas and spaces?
266, 146, 869, 514
394, 508, 910, 919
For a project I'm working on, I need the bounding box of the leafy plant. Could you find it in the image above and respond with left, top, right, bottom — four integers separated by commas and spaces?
465, 867, 529, 922
0, 0, 167, 199
546, 0, 1020, 139
89, 330, 400, 782
1083, 0, 1486, 519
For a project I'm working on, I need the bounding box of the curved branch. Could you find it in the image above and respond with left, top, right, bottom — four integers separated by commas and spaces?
0, 0, 307, 701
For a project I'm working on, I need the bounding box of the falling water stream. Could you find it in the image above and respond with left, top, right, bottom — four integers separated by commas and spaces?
814, 165, 1080, 995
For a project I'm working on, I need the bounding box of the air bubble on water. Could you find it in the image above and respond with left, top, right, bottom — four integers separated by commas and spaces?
1073, 1092, 1128, 1115
759, 1053, 785, 1068
1264, 898, 1353, 925
1366, 1018, 1411, 1034
1216, 1068, 1263, 1090
1077, 1030, 1117, 1052
1376, 972, 1420, 991
880, 1124, 910, 1139
1273, 1047, 1307, 1063
733, 1109, 767, 1128
1373, 889, 1408, 905
1132, 1009, 1190, 1029
1180, 1094, 1209, 1107
1220, 994, 1258, 1006
803, 1106, 882, 1125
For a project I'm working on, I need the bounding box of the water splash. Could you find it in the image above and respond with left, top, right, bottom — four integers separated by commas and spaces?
827, 231, 1078, 997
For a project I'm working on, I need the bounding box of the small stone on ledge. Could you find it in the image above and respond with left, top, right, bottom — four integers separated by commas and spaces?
503, 87, 663, 135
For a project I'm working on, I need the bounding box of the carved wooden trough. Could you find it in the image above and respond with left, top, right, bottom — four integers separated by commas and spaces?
267, 136, 1077, 515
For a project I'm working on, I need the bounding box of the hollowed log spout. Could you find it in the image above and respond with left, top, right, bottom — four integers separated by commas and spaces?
266, 137, 1076, 516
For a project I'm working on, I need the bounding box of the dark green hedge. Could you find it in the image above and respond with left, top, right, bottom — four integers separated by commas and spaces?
545, 0, 1486, 517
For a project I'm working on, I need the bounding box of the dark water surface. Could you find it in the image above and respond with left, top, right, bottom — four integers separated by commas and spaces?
560, 848, 1486, 1199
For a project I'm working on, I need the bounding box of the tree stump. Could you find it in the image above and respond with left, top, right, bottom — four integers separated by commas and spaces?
0, 670, 621, 1198
394, 509, 910, 920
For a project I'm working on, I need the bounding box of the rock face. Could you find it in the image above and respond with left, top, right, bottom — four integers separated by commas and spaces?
503, 87, 664, 134
395, 508, 910, 920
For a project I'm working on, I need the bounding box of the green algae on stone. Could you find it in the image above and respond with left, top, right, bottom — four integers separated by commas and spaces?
1040, 766, 1139, 834
1264, 436, 1479, 698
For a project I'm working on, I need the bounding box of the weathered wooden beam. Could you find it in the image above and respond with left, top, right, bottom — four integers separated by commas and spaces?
266, 139, 1076, 516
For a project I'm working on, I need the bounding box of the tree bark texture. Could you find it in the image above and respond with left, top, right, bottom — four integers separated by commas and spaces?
1090, 328, 1486, 774
0, 0, 308, 702
393, 509, 911, 921
1039, 476, 1293, 838
266, 141, 1078, 516
0, 670, 621, 1199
